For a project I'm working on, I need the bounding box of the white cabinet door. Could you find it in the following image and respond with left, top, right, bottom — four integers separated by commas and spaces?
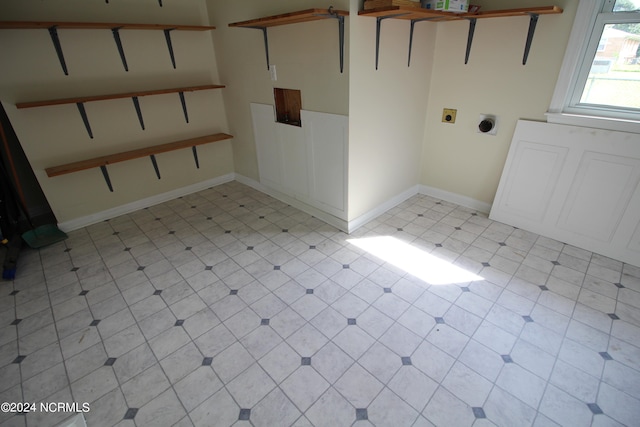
490, 120, 640, 267
251, 103, 347, 219
277, 122, 309, 199
250, 103, 281, 190
303, 110, 348, 217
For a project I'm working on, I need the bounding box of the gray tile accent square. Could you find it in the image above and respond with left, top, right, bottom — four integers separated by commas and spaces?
137, 266, 145, 271
587, 403, 603, 414
79, 290, 89, 296
347, 318, 356, 325
472, 407, 486, 418
614, 282, 624, 288
11, 319, 22, 325
401, 356, 412, 365
274, 266, 280, 270
309, 245, 316, 249
499, 242, 506, 246
539, 285, 549, 291
202, 357, 213, 366
384, 288, 392, 293
501, 355, 513, 363
522, 316, 534, 323
123, 408, 138, 420
9, 290, 19, 295
599, 352, 613, 360
306, 289, 314, 294
153, 290, 162, 296
230, 290, 238, 295
356, 408, 368, 420
482, 262, 491, 267
239, 408, 251, 420
90, 320, 101, 326
608, 313, 620, 320
261, 318, 270, 325
175, 320, 185, 326
247, 246, 254, 250
301, 357, 311, 366
104, 357, 117, 366
435, 317, 445, 324
343, 264, 350, 269
461, 287, 470, 292
435, 243, 443, 248
205, 266, 213, 270
551, 261, 561, 265
13, 355, 26, 364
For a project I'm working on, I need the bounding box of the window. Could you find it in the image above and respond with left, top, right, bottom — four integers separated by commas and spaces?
548, 0, 640, 132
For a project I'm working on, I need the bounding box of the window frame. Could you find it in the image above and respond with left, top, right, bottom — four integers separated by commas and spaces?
547, 0, 640, 133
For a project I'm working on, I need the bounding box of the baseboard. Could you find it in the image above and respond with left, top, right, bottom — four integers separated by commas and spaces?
235, 174, 349, 232
347, 185, 420, 233
58, 173, 235, 232
419, 185, 492, 214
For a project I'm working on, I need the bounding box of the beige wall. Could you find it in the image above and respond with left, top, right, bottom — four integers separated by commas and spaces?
420, 0, 578, 206
348, 0, 436, 220
0, 0, 232, 224
207, 0, 350, 181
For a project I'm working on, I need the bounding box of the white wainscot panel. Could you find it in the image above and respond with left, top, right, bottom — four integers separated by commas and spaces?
491, 120, 640, 267
250, 103, 281, 190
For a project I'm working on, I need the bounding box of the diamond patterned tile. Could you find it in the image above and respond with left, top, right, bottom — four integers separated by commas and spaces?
6, 183, 637, 427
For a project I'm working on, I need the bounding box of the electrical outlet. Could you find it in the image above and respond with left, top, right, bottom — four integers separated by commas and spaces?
442, 108, 457, 123
270, 65, 277, 81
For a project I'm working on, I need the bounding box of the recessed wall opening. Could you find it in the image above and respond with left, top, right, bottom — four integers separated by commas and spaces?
274, 88, 301, 127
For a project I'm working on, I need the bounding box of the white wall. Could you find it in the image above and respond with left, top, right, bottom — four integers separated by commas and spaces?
348, 0, 436, 221
0, 0, 232, 224
207, 0, 350, 181
420, 0, 578, 206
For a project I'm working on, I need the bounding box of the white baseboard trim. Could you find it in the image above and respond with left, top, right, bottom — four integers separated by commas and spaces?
347, 185, 420, 233
234, 174, 349, 232
58, 173, 236, 232
419, 185, 492, 214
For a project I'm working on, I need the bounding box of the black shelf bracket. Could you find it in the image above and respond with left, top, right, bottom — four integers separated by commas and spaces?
76, 102, 93, 139
408, 17, 438, 67
315, 7, 346, 73
48, 26, 69, 75
464, 18, 477, 64
375, 14, 409, 70
164, 29, 177, 69
111, 27, 129, 71
131, 96, 145, 130
192, 146, 200, 168
523, 13, 539, 65
150, 155, 161, 179
179, 91, 189, 123
100, 165, 114, 192
245, 26, 270, 70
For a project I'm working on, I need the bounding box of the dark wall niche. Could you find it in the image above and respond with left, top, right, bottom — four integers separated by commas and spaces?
274, 88, 301, 127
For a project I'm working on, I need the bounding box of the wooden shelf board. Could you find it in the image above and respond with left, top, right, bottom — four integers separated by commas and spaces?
358, 5, 562, 20
229, 8, 349, 29
16, 85, 225, 109
0, 21, 216, 31
46, 133, 233, 177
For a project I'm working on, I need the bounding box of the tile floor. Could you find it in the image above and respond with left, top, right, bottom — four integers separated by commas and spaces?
1, 181, 640, 427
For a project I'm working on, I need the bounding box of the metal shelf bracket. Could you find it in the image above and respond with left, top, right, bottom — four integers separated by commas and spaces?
464, 18, 477, 64
132, 96, 145, 130
408, 17, 438, 67
179, 91, 189, 123
150, 155, 161, 179
192, 146, 200, 168
48, 26, 69, 75
76, 102, 93, 139
523, 13, 539, 65
111, 27, 128, 71
375, 13, 409, 70
164, 28, 177, 68
100, 165, 114, 192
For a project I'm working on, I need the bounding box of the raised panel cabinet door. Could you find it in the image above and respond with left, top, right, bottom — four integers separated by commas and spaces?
277, 122, 308, 199
302, 110, 347, 216
250, 103, 282, 189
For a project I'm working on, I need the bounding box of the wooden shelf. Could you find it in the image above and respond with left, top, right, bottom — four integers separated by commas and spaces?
359, 5, 563, 67
16, 85, 225, 139
16, 85, 225, 109
46, 133, 233, 191
229, 8, 348, 28
0, 21, 215, 31
358, 5, 562, 20
229, 8, 349, 73
0, 20, 216, 74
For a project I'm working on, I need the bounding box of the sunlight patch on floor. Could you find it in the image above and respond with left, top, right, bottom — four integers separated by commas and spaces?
348, 235, 484, 285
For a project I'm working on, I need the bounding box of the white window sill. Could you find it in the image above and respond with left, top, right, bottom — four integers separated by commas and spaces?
545, 112, 640, 134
